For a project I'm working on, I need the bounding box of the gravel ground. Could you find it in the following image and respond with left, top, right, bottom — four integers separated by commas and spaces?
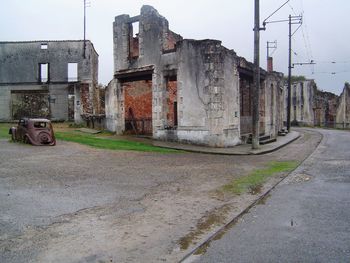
0, 128, 321, 262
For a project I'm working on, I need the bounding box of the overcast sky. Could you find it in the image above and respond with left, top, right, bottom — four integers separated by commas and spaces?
1, 0, 349, 95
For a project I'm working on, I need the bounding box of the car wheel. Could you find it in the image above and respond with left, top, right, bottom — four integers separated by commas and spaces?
37, 131, 52, 145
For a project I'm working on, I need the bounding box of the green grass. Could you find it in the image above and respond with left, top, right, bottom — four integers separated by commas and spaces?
55, 131, 180, 153
222, 161, 298, 195
0, 123, 12, 139
1, 123, 179, 153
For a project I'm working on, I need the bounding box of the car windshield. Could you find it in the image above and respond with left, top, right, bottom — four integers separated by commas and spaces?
33, 122, 48, 128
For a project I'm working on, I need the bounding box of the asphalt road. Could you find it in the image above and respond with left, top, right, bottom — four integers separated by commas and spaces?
190, 128, 350, 263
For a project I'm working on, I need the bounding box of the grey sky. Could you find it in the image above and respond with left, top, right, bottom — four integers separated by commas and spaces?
0, 0, 349, 95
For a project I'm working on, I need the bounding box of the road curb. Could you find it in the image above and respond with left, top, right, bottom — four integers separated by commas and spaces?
153, 132, 301, 156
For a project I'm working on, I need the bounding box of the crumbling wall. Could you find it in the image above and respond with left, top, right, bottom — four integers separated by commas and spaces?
239, 77, 253, 135
11, 90, 49, 119
124, 80, 153, 134
108, 5, 286, 147
105, 79, 119, 132
314, 89, 338, 127
165, 78, 177, 127
173, 39, 240, 147
285, 79, 342, 128
288, 80, 316, 126
238, 57, 284, 140
0, 40, 99, 122
264, 72, 284, 137
336, 83, 350, 128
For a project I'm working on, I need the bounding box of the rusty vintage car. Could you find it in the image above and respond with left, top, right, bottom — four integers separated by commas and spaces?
9, 118, 56, 146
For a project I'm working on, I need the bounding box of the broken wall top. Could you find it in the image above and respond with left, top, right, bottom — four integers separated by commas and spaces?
0, 40, 98, 84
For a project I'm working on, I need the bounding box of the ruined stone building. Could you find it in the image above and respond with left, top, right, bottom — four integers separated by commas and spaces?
0, 40, 101, 123
336, 83, 350, 128
286, 80, 317, 126
284, 79, 349, 128
106, 5, 285, 147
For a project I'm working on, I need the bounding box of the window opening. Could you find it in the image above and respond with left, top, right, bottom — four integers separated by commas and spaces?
39, 63, 49, 83
41, 43, 48, 49
68, 63, 78, 82
166, 76, 178, 128
129, 21, 139, 58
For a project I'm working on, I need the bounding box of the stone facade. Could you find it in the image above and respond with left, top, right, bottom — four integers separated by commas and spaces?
284, 80, 349, 128
0, 40, 100, 123
336, 83, 350, 128
286, 80, 317, 126
238, 57, 284, 141
106, 5, 285, 147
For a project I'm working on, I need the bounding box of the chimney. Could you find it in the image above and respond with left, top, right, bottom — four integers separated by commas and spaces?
267, 56, 273, 72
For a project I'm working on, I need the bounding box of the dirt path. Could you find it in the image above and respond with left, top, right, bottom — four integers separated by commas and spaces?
0, 128, 321, 262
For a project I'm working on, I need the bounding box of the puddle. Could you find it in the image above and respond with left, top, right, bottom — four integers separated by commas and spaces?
257, 193, 271, 205
178, 205, 231, 251
192, 215, 243, 256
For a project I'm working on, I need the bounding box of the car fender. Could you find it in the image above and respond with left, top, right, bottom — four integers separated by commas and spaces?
24, 133, 36, 145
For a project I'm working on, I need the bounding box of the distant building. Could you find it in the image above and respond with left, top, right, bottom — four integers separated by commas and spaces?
284, 79, 349, 128
105, 5, 285, 147
0, 40, 101, 123
336, 83, 350, 128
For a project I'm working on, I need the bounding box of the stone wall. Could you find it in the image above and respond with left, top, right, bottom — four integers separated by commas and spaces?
106, 5, 285, 147
336, 83, 350, 128
173, 39, 240, 147
285, 80, 347, 128
0, 40, 99, 122
287, 80, 316, 126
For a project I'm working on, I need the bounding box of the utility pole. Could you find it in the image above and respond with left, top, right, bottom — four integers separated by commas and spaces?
286, 15, 292, 132
286, 15, 302, 132
266, 41, 277, 60
266, 40, 277, 69
252, 0, 261, 149
83, 0, 87, 59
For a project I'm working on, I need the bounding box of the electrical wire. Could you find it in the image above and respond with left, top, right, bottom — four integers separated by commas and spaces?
311, 70, 350, 75
289, 0, 314, 75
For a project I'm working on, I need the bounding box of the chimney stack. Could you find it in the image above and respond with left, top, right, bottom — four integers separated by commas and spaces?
267, 56, 273, 72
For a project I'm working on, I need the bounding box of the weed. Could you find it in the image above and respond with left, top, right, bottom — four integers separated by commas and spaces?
222, 161, 298, 195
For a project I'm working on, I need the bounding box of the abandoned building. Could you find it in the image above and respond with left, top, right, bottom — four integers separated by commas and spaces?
285, 79, 350, 128
0, 40, 101, 123
105, 5, 285, 147
336, 83, 350, 128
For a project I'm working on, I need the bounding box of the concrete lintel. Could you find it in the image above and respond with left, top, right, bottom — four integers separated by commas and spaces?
115, 65, 154, 81
128, 15, 140, 23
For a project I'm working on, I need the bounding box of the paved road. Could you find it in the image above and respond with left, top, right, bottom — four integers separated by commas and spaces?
190, 128, 350, 263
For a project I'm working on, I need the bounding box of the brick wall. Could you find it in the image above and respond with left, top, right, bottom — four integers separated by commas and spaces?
166, 79, 177, 127
124, 80, 152, 134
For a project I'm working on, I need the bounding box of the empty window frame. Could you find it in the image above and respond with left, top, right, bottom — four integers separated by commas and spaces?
41, 43, 48, 49
129, 21, 139, 59
68, 63, 78, 82
39, 63, 49, 83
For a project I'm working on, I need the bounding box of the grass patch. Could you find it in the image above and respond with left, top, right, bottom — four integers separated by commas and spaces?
0, 123, 12, 139
222, 161, 298, 195
55, 131, 180, 153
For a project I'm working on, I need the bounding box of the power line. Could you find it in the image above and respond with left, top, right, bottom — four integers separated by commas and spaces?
288, 2, 298, 15
315, 61, 350, 64
288, 0, 314, 75
311, 70, 350, 75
